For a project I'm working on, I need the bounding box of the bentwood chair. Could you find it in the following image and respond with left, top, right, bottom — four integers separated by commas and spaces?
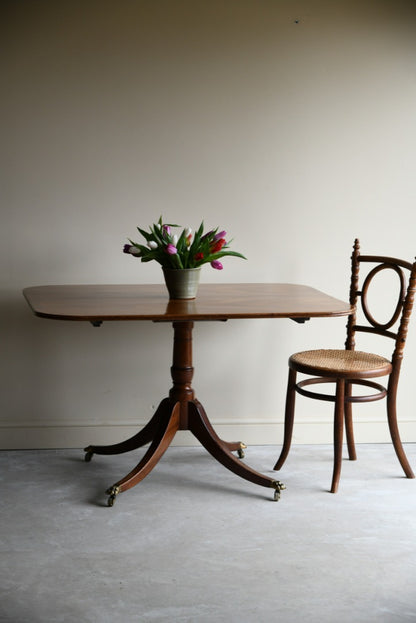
274, 239, 416, 492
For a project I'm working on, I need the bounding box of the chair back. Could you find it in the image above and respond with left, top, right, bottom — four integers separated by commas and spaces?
345, 239, 416, 375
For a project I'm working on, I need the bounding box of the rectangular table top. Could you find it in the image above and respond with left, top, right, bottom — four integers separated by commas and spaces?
23, 283, 352, 323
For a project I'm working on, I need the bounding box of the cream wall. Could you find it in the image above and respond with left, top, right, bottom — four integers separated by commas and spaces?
2, 0, 416, 449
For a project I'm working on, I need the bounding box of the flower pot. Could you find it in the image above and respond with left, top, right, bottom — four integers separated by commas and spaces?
162, 267, 201, 300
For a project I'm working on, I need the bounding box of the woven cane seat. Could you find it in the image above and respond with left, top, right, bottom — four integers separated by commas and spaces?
290, 349, 392, 378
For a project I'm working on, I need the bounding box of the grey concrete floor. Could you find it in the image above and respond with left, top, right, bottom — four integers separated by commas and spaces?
1, 443, 416, 623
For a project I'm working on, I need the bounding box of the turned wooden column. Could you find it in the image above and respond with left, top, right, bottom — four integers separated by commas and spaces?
169, 321, 195, 428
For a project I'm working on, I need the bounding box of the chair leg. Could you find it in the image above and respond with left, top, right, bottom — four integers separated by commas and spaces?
273, 368, 297, 471
386, 386, 415, 479
331, 379, 345, 493
344, 382, 357, 461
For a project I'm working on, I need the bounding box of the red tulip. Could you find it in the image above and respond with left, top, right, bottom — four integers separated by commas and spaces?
210, 238, 226, 254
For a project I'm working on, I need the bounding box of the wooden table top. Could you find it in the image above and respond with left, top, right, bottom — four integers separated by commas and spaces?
23, 283, 352, 323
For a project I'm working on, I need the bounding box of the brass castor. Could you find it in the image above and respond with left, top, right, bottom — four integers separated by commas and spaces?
106, 485, 120, 507
237, 442, 247, 459
273, 480, 286, 501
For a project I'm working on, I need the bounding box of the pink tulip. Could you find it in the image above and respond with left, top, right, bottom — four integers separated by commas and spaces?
166, 244, 177, 255
201, 230, 214, 240
211, 260, 223, 270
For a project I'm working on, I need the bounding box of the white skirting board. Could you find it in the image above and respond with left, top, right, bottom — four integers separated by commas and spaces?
1, 420, 415, 449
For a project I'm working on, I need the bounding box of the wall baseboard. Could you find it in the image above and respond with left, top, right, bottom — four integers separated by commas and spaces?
1, 420, 415, 449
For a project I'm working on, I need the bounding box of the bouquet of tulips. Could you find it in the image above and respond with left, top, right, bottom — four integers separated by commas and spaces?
123, 217, 246, 270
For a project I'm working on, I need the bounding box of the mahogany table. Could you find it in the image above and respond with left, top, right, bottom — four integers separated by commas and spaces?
23, 283, 351, 505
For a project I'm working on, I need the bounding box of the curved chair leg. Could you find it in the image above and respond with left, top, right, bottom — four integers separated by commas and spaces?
386, 387, 415, 479
331, 379, 345, 493
273, 368, 297, 471
344, 382, 357, 461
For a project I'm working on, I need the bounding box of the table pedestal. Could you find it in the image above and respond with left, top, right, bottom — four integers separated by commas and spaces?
84, 321, 285, 505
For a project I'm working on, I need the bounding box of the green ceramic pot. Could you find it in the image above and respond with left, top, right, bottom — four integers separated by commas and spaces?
162, 267, 201, 299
